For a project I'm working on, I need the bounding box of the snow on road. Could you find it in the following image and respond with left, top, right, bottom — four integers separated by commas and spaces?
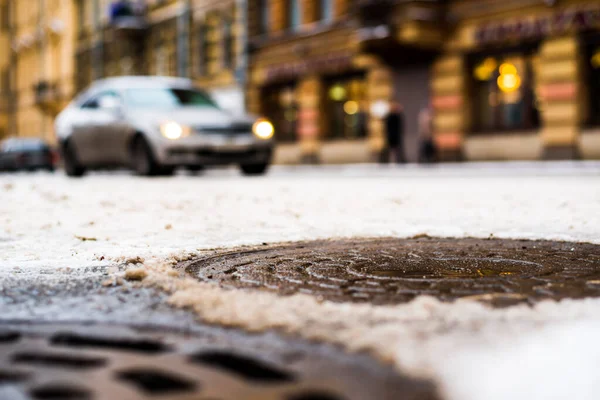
2, 162, 599, 269
2, 162, 600, 400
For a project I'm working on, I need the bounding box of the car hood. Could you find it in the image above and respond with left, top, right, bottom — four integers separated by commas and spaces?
126, 107, 256, 128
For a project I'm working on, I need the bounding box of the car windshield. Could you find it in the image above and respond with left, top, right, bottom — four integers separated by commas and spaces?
123, 88, 218, 109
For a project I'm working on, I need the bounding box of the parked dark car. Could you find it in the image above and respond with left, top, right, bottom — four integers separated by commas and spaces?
0, 138, 57, 172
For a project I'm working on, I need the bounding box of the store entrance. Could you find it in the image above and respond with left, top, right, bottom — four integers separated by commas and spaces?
393, 66, 431, 163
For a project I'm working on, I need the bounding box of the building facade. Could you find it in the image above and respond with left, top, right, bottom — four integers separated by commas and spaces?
438, 0, 600, 160
1, 0, 599, 162
247, 0, 600, 163
0, 0, 78, 143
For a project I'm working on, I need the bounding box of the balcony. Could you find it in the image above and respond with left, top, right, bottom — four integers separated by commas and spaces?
355, 0, 447, 64
355, 0, 399, 28
33, 81, 62, 114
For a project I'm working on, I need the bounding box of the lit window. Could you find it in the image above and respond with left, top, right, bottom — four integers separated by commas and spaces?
470, 53, 539, 132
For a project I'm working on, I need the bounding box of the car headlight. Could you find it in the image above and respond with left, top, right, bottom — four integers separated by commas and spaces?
252, 119, 274, 140
160, 121, 191, 140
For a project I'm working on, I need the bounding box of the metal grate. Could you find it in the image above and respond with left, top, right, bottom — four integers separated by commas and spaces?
0, 323, 439, 400
196, 124, 253, 135
183, 237, 600, 307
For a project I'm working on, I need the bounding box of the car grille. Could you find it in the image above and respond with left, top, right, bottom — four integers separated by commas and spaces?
196, 124, 253, 135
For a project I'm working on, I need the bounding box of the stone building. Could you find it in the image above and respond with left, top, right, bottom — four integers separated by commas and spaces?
247, 0, 600, 163
0, 0, 78, 143
1, 0, 599, 162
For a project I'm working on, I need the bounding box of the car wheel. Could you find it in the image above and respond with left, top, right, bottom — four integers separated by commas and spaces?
63, 142, 86, 177
132, 137, 160, 176
240, 163, 269, 176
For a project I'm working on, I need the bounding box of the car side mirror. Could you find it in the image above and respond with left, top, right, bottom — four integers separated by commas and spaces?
98, 96, 122, 113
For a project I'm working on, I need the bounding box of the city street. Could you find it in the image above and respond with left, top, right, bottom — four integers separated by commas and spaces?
2, 162, 600, 400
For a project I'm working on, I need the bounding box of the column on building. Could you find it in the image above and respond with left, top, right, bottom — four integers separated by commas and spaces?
364, 59, 393, 161
431, 55, 466, 161
296, 76, 323, 163
269, 0, 287, 33
538, 35, 582, 159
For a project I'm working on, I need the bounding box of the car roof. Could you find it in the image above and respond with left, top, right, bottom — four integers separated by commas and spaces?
90, 76, 195, 91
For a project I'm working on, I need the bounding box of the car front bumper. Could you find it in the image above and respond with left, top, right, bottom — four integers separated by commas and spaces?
153, 134, 273, 166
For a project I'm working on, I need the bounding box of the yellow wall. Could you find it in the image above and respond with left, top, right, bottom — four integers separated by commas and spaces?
0, 0, 76, 143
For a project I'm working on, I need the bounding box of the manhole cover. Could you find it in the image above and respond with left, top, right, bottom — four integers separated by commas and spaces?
0, 323, 438, 400
184, 237, 600, 307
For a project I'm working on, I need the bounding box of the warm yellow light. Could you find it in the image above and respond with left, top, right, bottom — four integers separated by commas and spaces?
592, 49, 600, 69
497, 73, 522, 93
343, 100, 359, 115
474, 57, 497, 81
160, 121, 190, 140
497, 62, 521, 93
499, 62, 518, 76
253, 119, 274, 139
329, 84, 346, 101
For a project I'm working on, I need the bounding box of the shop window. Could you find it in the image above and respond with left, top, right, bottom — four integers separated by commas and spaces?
320, 0, 334, 23
585, 39, 600, 126
262, 84, 298, 142
324, 75, 367, 140
288, 0, 301, 31
470, 53, 540, 133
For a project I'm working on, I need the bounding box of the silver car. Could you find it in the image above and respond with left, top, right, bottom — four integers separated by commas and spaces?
55, 76, 275, 177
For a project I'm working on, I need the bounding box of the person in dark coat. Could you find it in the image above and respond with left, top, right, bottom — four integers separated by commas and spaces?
418, 105, 437, 163
384, 102, 406, 164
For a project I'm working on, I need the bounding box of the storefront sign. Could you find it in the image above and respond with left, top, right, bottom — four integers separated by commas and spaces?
264, 53, 354, 83
475, 6, 600, 45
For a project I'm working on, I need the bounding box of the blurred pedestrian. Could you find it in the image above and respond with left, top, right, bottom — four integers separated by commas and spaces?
418, 105, 436, 163
357, 100, 368, 139
384, 102, 406, 164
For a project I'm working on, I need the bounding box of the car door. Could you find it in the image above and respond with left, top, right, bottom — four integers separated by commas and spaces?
96, 92, 131, 165
93, 91, 129, 165
71, 91, 123, 166
71, 95, 103, 165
